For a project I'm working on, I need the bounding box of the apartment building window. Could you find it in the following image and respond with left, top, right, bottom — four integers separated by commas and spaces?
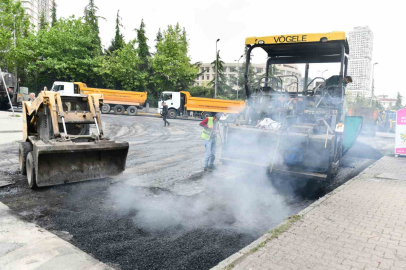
201, 76, 204, 80
206, 68, 210, 72
207, 75, 209, 80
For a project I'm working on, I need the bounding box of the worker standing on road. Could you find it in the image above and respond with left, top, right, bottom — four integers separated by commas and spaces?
162, 102, 170, 127
200, 114, 219, 171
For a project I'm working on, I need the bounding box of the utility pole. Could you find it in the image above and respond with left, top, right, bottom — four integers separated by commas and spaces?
370, 62, 378, 106
13, 15, 18, 96
234, 55, 243, 99
215, 39, 220, 98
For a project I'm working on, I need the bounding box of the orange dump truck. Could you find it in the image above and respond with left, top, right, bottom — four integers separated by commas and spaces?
158, 91, 246, 119
51, 81, 147, 116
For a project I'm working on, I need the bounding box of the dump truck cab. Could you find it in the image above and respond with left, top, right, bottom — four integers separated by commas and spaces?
221, 32, 362, 181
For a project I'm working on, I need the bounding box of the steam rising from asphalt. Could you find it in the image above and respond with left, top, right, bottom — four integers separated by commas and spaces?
107, 169, 289, 236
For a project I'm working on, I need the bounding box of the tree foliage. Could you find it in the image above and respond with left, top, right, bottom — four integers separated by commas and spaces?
393, 91, 404, 110
84, 0, 102, 54
209, 51, 232, 98
39, 12, 47, 30
151, 23, 198, 98
0, 0, 30, 73
2, 3, 203, 106
99, 40, 146, 91
51, 0, 57, 27
107, 10, 124, 54
25, 17, 102, 90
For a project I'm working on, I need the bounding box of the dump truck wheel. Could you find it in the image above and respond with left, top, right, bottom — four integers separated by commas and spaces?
26, 152, 37, 189
201, 112, 212, 119
114, 105, 125, 115
168, 109, 177, 119
19, 142, 33, 175
127, 106, 138, 116
101, 104, 110, 114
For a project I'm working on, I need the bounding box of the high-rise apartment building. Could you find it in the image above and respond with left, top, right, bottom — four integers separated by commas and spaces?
347, 26, 374, 97
19, 0, 54, 30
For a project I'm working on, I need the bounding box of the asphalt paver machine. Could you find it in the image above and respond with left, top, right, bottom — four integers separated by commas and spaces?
19, 91, 129, 188
221, 32, 362, 181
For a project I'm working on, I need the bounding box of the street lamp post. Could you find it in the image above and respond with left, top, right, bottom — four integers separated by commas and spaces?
215, 39, 220, 98
317, 69, 328, 78
234, 55, 243, 99
370, 62, 378, 106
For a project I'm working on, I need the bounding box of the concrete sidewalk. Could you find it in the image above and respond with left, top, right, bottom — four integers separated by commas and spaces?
212, 156, 406, 270
0, 110, 23, 145
0, 202, 112, 270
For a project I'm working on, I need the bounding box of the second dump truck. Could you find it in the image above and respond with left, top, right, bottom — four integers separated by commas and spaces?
158, 91, 246, 120
52, 82, 147, 116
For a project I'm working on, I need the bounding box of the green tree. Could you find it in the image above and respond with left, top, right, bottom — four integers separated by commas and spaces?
208, 51, 231, 99
188, 85, 212, 97
0, 0, 31, 79
99, 40, 145, 91
155, 28, 162, 49
39, 11, 47, 30
394, 92, 403, 110
25, 17, 102, 91
51, 0, 57, 27
151, 23, 198, 102
84, 0, 102, 54
135, 19, 150, 71
107, 10, 124, 54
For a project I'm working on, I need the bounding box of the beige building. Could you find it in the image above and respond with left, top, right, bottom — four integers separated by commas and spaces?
195, 63, 301, 92
19, 0, 54, 30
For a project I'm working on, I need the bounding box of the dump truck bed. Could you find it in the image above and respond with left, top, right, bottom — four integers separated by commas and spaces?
181, 91, 245, 114
76, 83, 147, 107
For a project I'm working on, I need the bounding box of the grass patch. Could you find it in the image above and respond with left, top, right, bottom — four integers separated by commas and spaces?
9, 114, 20, 117
248, 214, 303, 254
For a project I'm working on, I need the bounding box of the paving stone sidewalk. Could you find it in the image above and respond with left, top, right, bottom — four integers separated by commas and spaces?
212, 156, 406, 270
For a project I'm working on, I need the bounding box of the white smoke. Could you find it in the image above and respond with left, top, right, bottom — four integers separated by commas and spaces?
106, 167, 290, 236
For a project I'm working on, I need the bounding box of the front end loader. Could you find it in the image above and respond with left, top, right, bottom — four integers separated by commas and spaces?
19, 91, 129, 188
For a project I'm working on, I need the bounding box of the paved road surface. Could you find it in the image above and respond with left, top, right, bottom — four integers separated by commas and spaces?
0, 114, 394, 270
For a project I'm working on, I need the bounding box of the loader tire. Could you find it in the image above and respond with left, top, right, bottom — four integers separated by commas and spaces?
127, 106, 138, 116
19, 142, 33, 175
26, 152, 37, 189
101, 104, 111, 114
114, 105, 125, 115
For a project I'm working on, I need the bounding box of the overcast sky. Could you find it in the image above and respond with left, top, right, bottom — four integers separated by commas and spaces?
58, 0, 404, 98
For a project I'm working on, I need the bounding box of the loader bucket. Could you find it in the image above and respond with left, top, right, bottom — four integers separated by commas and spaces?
33, 140, 129, 187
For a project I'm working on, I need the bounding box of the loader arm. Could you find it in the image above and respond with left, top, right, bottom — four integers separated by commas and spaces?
88, 94, 104, 136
